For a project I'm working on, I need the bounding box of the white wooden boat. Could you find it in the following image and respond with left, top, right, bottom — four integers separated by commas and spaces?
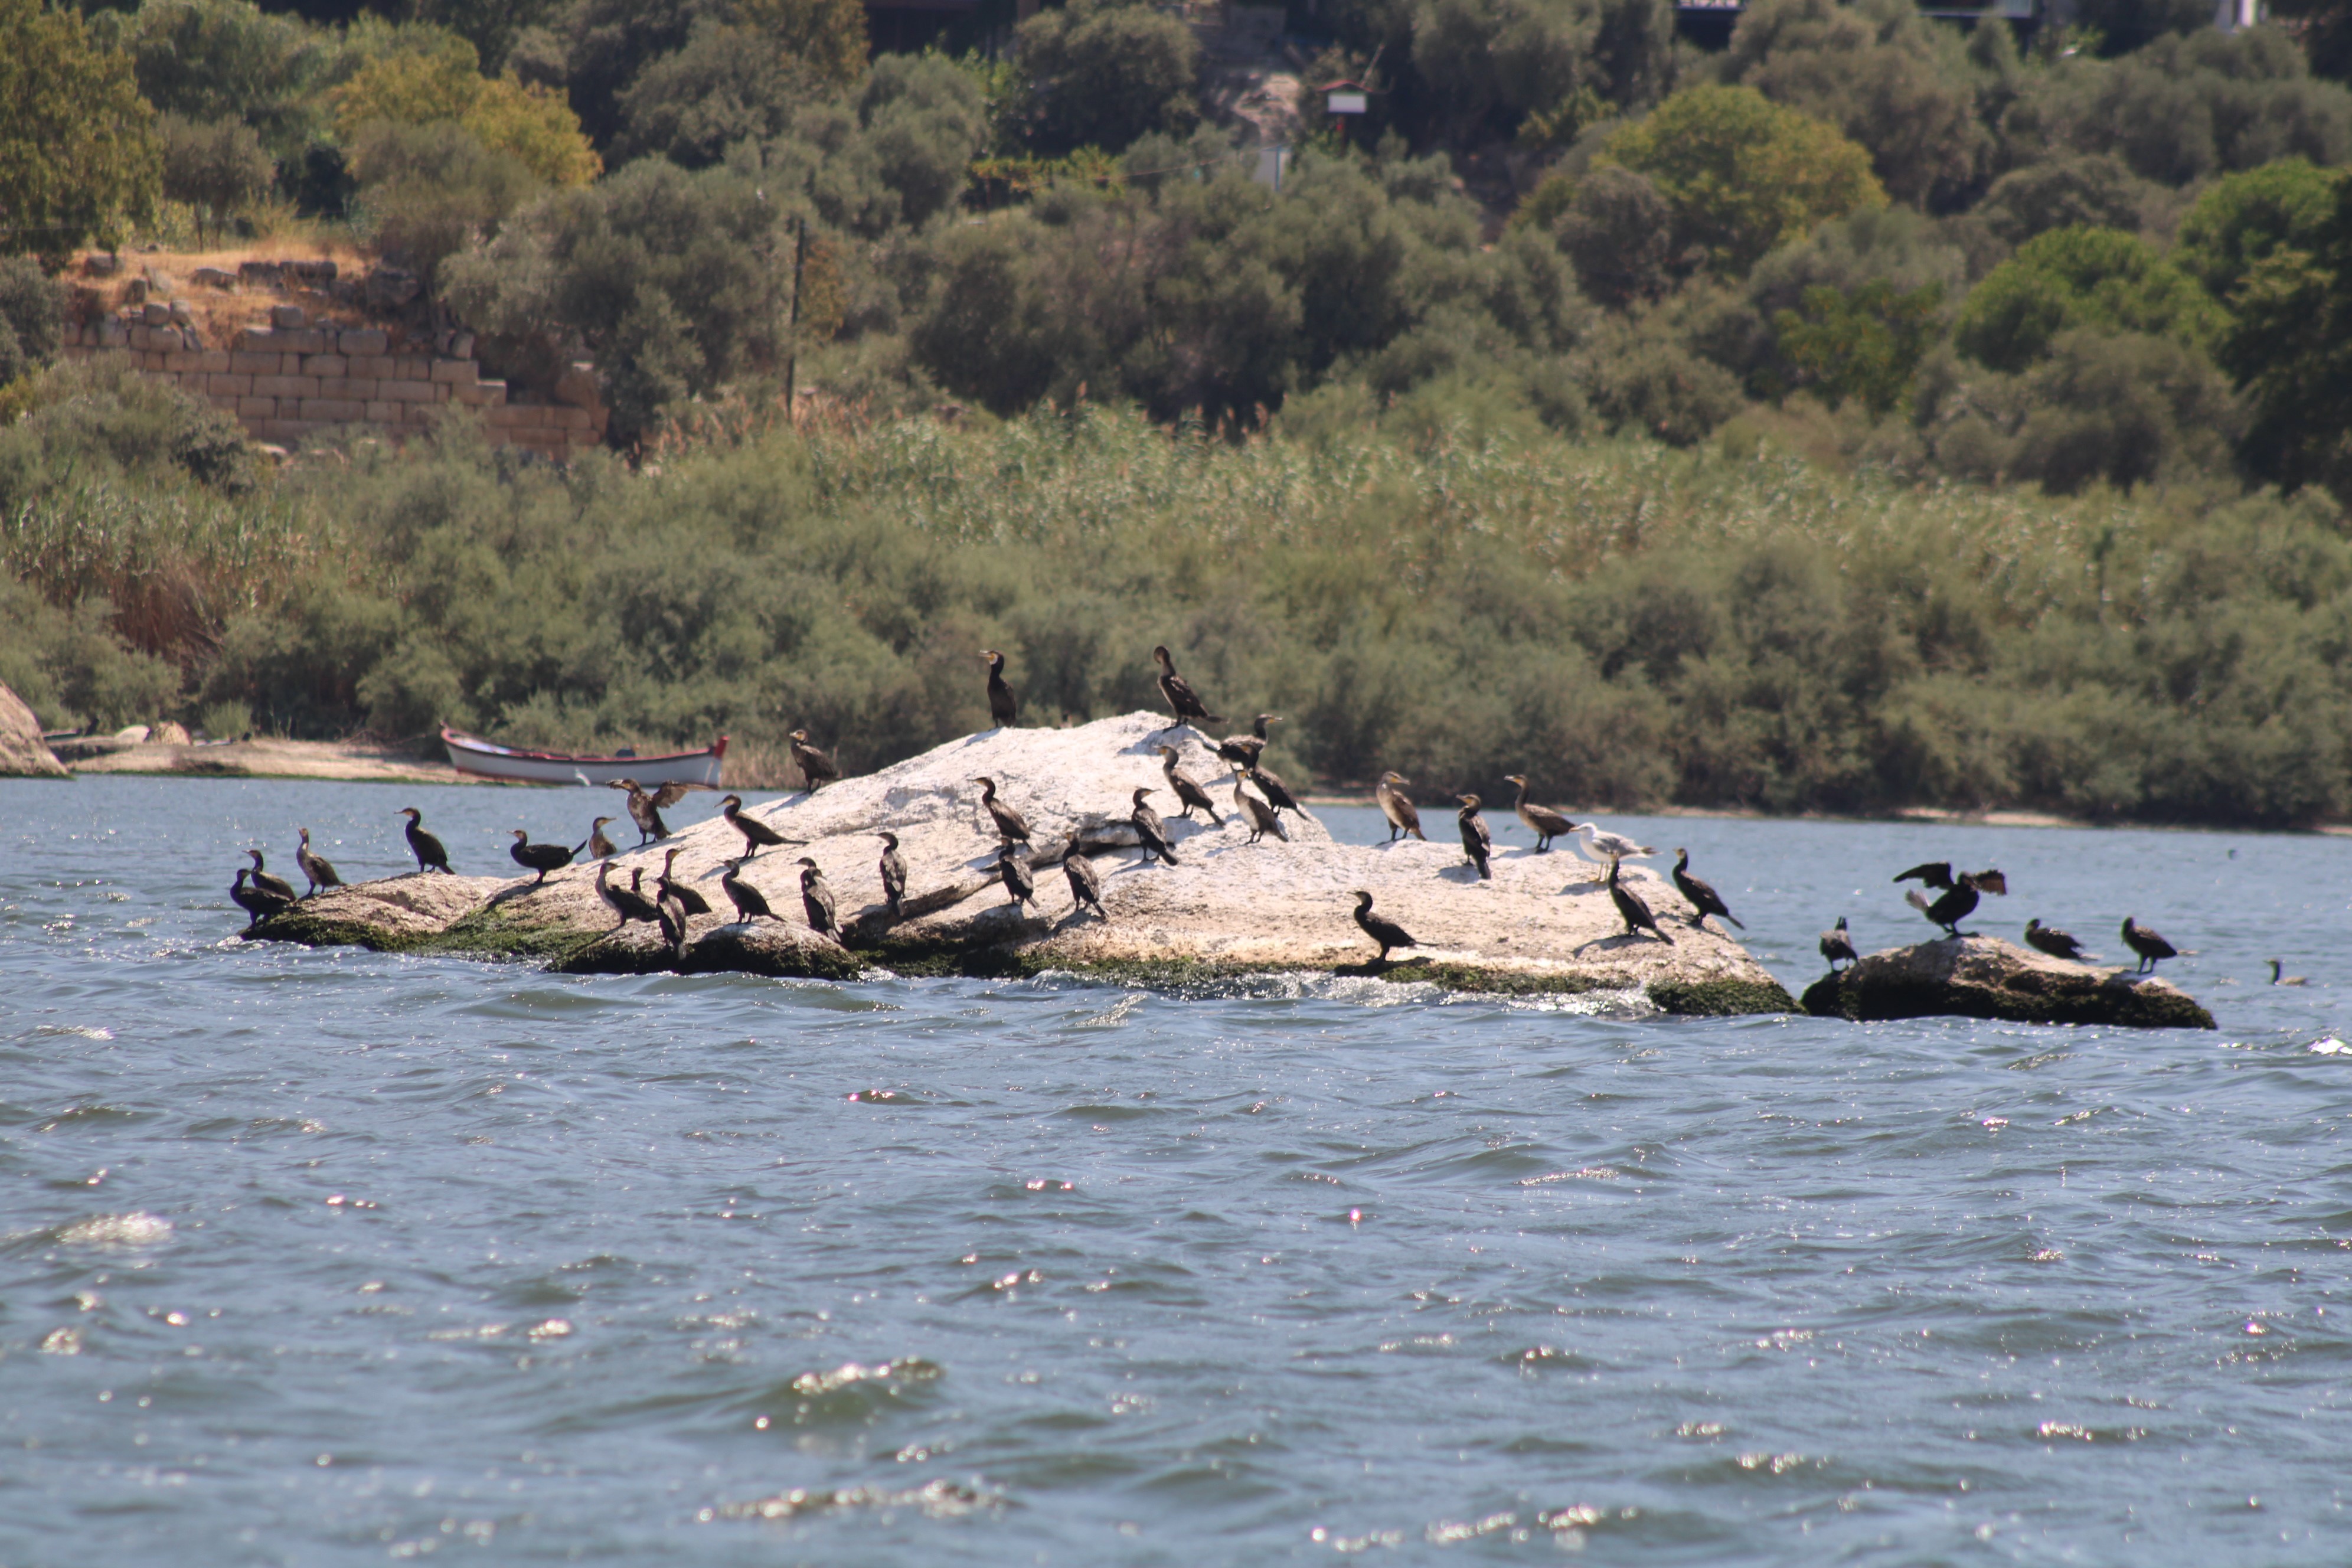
440, 727, 728, 788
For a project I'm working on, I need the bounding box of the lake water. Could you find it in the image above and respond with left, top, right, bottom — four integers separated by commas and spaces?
4, 776, 2350, 1566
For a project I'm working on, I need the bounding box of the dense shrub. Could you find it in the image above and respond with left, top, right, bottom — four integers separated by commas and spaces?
0, 256, 63, 389
1952, 226, 2220, 373
159, 113, 276, 243
1972, 153, 2157, 247
1411, 0, 1672, 143
1012, 0, 1199, 155
351, 121, 543, 302
2173, 156, 2338, 301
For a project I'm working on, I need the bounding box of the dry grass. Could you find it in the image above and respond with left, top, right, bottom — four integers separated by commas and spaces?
67, 243, 424, 353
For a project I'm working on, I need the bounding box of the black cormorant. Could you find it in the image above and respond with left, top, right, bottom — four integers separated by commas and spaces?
1155, 745, 1223, 823
877, 832, 907, 920
1063, 845, 1106, 920
2024, 918, 2090, 962
659, 847, 712, 916
2121, 917, 2176, 975
1374, 772, 1425, 842
974, 776, 1033, 843
720, 858, 776, 925
1151, 646, 1223, 730
656, 887, 690, 962
798, 857, 839, 937
1899, 864, 2007, 937
1216, 714, 1282, 769
1131, 788, 1178, 865
583, 816, 619, 861
508, 830, 573, 884
2269, 958, 2308, 986
1351, 891, 1416, 964
997, 844, 1037, 912
596, 863, 660, 929
231, 865, 293, 929
246, 848, 298, 904
295, 828, 341, 896
1456, 795, 1492, 881
720, 793, 799, 858
981, 650, 1017, 729
1607, 857, 1673, 944
610, 778, 692, 845
1820, 916, 1857, 971
1232, 770, 1288, 844
397, 807, 451, 874
1503, 776, 1575, 852
788, 729, 839, 792
1671, 848, 1744, 932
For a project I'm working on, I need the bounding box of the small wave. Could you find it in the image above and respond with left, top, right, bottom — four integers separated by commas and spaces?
2309, 1037, 2351, 1056
705, 1476, 995, 1523
31, 1025, 114, 1041
2034, 1421, 2148, 1443
55, 1212, 172, 1249
788, 1357, 944, 1397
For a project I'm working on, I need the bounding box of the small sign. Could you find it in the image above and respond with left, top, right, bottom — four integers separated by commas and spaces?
1327, 91, 1368, 115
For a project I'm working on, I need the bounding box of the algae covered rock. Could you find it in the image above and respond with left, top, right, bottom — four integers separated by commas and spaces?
1801, 935, 2214, 1029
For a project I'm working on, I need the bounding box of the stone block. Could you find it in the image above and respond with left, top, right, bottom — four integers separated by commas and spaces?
210, 374, 251, 397
430, 358, 474, 384
237, 396, 277, 419
341, 377, 377, 401
96, 320, 127, 348
164, 351, 204, 373
451, 379, 504, 407
550, 405, 593, 432
271, 304, 306, 329
192, 266, 237, 291
337, 328, 388, 356
552, 361, 600, 408
365, 401, 398, 424
300, 397, 365, 423
228, 351, 279, 376
383, 379, 436, 403
484, 404, 526, 428
197, 349, 230, 373
270, 329, 328, 355
253, 374, 318, 399
238, 261, 283, 289
168, 299, 195, 327
352, 355, 395, 379
302, 354, 348, 378
142, 302, 170, 326
288, 260, 337, 286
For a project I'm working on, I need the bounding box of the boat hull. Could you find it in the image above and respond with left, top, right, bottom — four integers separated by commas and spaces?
440, 729, 727, 788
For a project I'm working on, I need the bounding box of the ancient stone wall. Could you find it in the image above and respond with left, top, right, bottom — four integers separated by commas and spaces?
61, 300, 607, 461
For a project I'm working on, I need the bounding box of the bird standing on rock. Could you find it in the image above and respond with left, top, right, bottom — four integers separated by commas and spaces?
719, 793, 799, 858
1351, 891, 1416, 964
658, 848, 711, 915
508, 830, 573, 884
1063, 846, 1106, 921
1670, 849, 1743, 932
231, 865, 294, 929
1152, 646, 1222, 731
295, 828, 341, 896
1897, 863, 2006, 938
997, 844, 1037, 912
981, 650, 1018, 729
2121, 917, 2177, 975
397, 808, 451, 874
720, 858, 776, 925
656, 887, 690, 963
1607, 857, 1673, 944
1456, 795, 1493, 881
1819, 916, 1857, 972
974, 776, 1033, 843
877, 832, 908, 921
583, 816, 619, 861
1568, 823, 1655, 880
798, 857, 839, 938
1504, 776, 1574, 853
1231, 770, 1288, 844
1216, 714, 1282, 769
1131, 788, 1178, 865
596, 863, 661, 930
246, 849, 299, 904
2023, 918, 2090, 962
1155, 745, 1223, 823
788, 730, 839, 793
1375, 772, 1424, 842
610, 779, 692, 845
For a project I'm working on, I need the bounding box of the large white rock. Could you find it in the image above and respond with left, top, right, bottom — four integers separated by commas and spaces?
0, 683, 68, 778
251, 713, 1794, 1013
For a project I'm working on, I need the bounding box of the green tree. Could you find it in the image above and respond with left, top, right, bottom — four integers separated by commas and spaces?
103, 0, 326, 159
1013, 0, 1198, 156
739, 0, 870, 92
2219, 174, 2352, 493
0, 0, 159, 262
160, 115, 276, 245
334, 37, 601, 185
1596, 84, 1886, 276
1411, 0, 1671, 142
1717, 0, 1988, 210
1772, 279, 1942, 413
1954, 227, 2221, 375
352, 122, 542, 305
2173, 158, 2338, 303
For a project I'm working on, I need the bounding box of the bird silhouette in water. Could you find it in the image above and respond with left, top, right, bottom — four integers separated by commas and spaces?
2269, 958, 2308, 986
1819, 916, 1857, 972
2121, 917, 2177, 975
981, 649, 1018, 729
1896, 861, 2006, 937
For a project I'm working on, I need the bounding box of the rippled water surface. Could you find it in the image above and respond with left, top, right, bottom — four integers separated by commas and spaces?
5, 776, 2352, 1566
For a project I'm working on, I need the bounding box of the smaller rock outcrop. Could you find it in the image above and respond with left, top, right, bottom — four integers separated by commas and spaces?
0, 683, 68, 778
1801, 935, 2213, 1030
